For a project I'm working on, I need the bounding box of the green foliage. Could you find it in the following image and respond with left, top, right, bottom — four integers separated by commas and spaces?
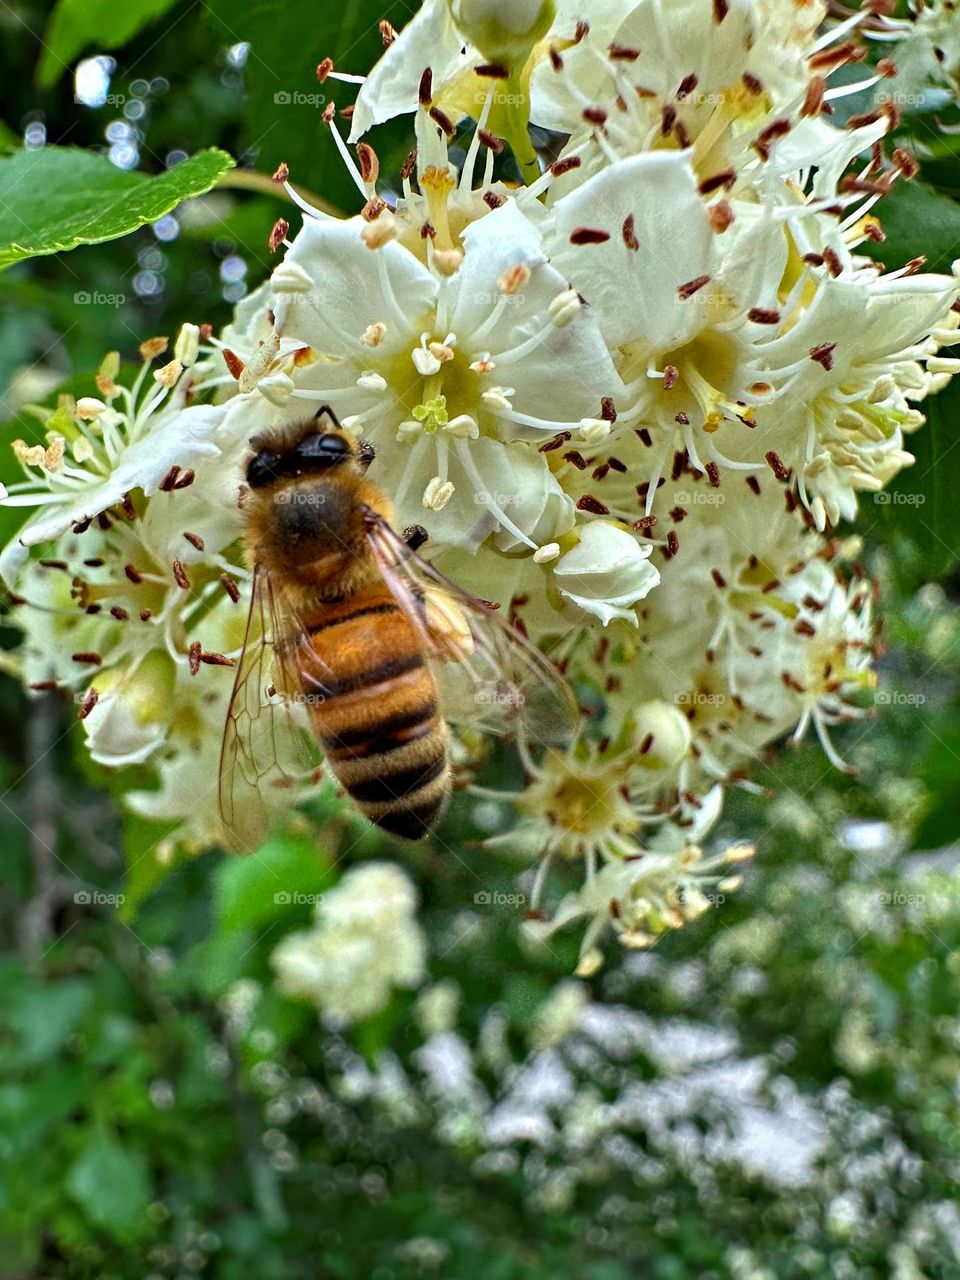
0, 2, 959, 1276
201, 0, 421, 213
864, 378, 960, 579
65, 1131, 152, 1242
0, 146, 234, 268
37, 0, 182, 88
860, 175, 960, 275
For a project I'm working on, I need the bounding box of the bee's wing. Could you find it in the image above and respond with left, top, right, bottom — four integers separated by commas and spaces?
218, 565, 327, 852
365, 513, 580, 749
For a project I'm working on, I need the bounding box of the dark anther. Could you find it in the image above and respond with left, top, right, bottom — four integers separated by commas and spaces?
357, 439, 376, 470
403, 524, 429, 552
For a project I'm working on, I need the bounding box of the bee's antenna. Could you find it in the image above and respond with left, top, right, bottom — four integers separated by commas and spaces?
314, 404, 340, 426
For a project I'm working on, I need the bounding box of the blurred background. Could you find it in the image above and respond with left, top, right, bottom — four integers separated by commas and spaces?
1, 2, 960, 1277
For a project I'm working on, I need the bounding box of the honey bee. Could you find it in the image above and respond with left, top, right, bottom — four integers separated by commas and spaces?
219, 407, 576, 849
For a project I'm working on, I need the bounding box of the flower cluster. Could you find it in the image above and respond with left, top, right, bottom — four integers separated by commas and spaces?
867, 1, 960, 98
2, 0, 958, 965
271, 862, 427, 1023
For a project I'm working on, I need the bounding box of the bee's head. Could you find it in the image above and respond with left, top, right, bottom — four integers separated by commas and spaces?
242, 407, 382, 584
245, 407, 372, 490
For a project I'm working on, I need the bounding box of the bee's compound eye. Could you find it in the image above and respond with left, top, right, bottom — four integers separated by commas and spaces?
295, 432, 351, 468
246, 449, 284, 489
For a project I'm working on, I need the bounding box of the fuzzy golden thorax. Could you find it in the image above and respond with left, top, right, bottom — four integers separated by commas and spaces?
241, 411, 394, 606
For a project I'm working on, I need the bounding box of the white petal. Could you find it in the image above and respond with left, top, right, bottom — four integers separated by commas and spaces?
279, 216, 437, 361
12, 403, 225, 554
348, 0, 470, 141
548, 152, 716, 352
553, 522, 660, 626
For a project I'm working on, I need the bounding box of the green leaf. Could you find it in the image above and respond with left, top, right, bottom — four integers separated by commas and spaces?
0, 146, 235, 269
37, 0, 182, 88
118, 810, 187, 922
0, 977, 93, 1069
214, 830, 335, 934
862, 379, 960, 580
202, 0, 415, 214
66, 1131, 152, 1241
861, 177, 960, 275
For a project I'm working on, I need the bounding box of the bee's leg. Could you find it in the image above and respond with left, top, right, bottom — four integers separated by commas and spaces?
403, 524, 429, 552
357, 440, 376, 472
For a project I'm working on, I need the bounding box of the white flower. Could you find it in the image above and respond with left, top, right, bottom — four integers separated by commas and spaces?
588, 466, 877, 779
268, 196, 618, 552
0, 358, 256, 848
346, 0, 560, 143
0, 346, 227, 585
271, 863, 427, 1023
80, 651, 177, 767
551, 520, 660, 625
871, 1, 960, 97
526, 837, 752, 974
544, 151, 960, 523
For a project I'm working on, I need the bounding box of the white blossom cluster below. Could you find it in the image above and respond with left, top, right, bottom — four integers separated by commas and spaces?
2, 0, 959, 971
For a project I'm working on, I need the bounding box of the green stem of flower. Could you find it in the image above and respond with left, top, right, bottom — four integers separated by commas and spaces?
499, 72, 540, 186
215, 169, 343, 218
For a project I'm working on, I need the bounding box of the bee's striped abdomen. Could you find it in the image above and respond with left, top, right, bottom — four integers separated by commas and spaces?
301, 590, 449, 840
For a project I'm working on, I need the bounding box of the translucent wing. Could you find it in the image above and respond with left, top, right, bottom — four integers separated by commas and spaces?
364, 510, 580, 751
218, 565, 326, 852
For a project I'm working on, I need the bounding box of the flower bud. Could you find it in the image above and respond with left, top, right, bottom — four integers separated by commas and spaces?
553, 522, 661, 626
630, 700, 691, 771
448, 0, 555, 66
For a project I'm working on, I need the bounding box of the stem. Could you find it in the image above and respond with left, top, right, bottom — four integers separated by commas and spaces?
216, 169, 343, 219
17, 694, 61, 968
498, 71, 541, 186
